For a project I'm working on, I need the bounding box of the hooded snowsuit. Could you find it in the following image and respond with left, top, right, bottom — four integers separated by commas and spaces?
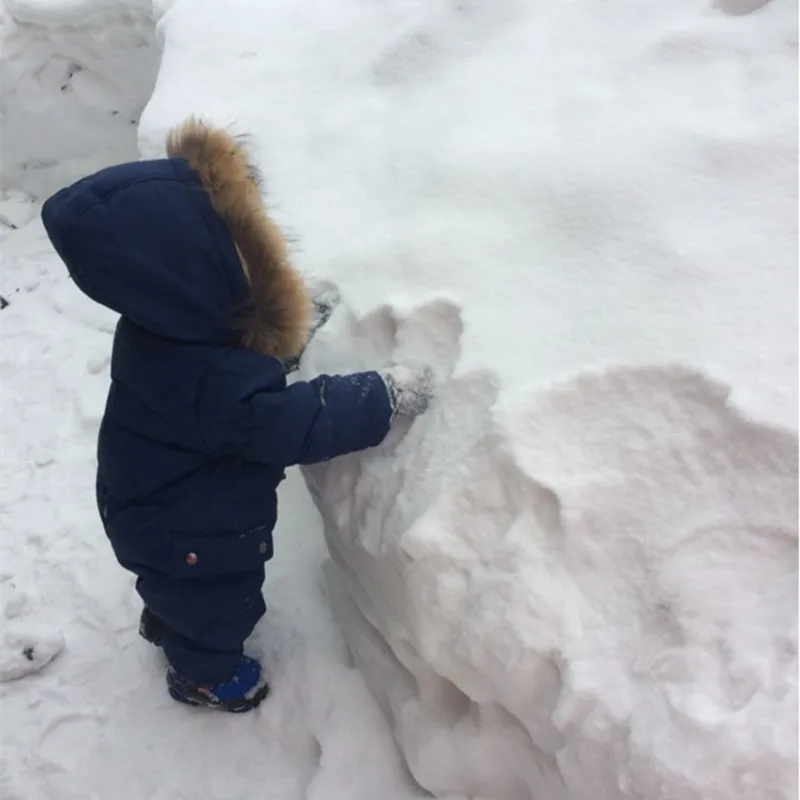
41, 120, 393, 685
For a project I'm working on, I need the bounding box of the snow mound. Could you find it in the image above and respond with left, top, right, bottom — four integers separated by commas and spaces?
300, 300, 797, 800
0, 0, 160, 198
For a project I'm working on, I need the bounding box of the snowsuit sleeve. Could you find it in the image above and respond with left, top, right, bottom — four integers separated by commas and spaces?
196, 350, 392, 466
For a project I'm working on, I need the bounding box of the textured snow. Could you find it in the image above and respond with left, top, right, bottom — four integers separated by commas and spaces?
0, 0, 160, 198
1, 0, 797, 798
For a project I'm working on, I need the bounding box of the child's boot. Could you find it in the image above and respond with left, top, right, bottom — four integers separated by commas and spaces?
138, 606, 164, 646
166, 655, 269, 713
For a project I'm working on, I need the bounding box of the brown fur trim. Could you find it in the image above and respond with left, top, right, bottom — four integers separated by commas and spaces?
165, 116, 309, 358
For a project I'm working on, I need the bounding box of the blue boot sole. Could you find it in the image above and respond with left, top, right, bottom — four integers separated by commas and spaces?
167, 680, 270, 713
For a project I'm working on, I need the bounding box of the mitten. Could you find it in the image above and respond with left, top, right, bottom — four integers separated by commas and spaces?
379, 363, 436, 419
308, 280, 341, 333
283, 280, 342, 374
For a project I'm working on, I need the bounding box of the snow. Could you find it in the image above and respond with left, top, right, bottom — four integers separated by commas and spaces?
1, 0, 797, 799
0, 0, 160, 198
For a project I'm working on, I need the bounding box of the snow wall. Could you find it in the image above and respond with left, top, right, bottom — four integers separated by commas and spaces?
4, 0, 796, 797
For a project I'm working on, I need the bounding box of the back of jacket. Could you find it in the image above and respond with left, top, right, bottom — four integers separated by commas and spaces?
41, 153, 392, 585
97, 319, 287, 578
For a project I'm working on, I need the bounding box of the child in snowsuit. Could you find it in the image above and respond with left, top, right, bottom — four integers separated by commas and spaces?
41, 119, 434, 713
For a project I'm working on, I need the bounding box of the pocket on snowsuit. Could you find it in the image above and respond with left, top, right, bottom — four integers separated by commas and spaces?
170, 525, 273, 578
156, 525, 272, 642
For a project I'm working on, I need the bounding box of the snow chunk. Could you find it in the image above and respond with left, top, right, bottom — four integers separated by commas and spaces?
0, 626, 65, 682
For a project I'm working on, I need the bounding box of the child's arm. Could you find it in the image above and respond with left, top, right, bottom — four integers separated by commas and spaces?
197, 352, 433, 466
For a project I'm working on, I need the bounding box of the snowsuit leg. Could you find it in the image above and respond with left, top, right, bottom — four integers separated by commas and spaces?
137, 567, 267, 685
107, 518, 273, 686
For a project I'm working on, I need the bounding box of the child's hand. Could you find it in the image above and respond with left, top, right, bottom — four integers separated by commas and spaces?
307, 279, 341, 332
380, 363, 436, 418
283, 281, 342, 375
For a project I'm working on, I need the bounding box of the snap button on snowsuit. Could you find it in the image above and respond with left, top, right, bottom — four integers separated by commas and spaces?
186, 552, 198, 566
258, 542, 267, 555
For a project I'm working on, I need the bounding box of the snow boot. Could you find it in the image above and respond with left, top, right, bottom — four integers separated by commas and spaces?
138, 606, 164, 647
166, 655, 270, 713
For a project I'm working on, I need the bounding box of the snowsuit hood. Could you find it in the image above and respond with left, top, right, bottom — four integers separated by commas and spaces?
41, 118, 310, 357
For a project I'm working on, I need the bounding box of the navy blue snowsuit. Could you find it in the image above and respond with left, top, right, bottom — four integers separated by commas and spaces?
41, 157, 392, 684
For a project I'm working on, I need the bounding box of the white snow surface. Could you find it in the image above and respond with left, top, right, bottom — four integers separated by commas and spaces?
1, 0, 797, 799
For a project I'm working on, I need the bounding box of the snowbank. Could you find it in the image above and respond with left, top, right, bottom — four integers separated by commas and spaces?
136, 0, 798, 797
0, 0, 160, 198
303, 346, 797, 799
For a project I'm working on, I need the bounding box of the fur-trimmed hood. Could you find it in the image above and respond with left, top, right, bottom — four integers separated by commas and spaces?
166, 118, 309, 358
41, 118, 309, 359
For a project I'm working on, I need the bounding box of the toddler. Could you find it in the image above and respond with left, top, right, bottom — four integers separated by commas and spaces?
41, 118, 433, 712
